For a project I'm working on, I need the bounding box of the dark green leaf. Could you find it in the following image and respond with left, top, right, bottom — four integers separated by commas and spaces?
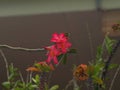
108, 64, 118, 70
2, 81, 11, 89
68, 48, 77, 54
57, 54, 64, 61
61, 54, 67, 64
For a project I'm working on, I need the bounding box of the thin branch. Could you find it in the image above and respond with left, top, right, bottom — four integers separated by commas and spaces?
26, 72, 29, 84
109, 65, 120, 90
19, 72, 25, 84
0, 44, 44, 52
0, 49, 9, 80
29, 71, 33, 83
86, 23, 94, 60
73, 77, 79, 90
56, 54, 65, 67
48, 54, 66, 88
65, 77, 80, 90
65, 78, 74, 90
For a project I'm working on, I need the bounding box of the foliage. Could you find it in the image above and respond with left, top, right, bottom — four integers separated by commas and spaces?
1, 29, 119, 90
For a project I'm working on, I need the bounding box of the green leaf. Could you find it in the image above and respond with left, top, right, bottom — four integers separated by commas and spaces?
65, 33, 70, 37
61, 54, 67, 64
32, 74, 40, 85
30, 85, 38, 88
32, 78, 37, 84
72, 64, 77, 71
87, 65, 94, 76
58, 54, 67, 64
49, 85, 59, 90
57, 54, 64, 61
96, 45, 103, 61
105, 36, 116, 54
92, 76, 103, 85
108, 64, 118, 70
92, 62, 105, 76
8, 63, 18, 81
44, 83, 49, 90
34, 63, 51, 72
68, 49, 77, 54
2, 81, 11, 89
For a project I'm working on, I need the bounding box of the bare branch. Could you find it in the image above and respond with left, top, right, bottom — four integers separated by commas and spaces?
109, 65, 120, 90
0, 49, 9, 80
0, 44, 45, 52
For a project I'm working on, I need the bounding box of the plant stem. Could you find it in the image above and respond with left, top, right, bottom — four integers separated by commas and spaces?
109, 65, 120, 90
26, 72, 29, 84
19, 72, 25, 84
65, 78, 73, 90
56, 54, 65, 67
0, 44, 44, 52
73, 77, 79, 90
30, 71, 33, 83
86, 23, 94, 60
102, 40, 120, 80
0, 49, 9, 80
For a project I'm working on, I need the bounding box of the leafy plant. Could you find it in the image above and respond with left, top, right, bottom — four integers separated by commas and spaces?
0, 29, 120, 90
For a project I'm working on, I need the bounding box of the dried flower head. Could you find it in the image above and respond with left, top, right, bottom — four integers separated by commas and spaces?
26, 67, 40, 72
73, 64, 88, 80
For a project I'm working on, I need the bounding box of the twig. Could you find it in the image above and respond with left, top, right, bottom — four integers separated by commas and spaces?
86, 23, 94, 60
26, 72, 29, 84
30, 71, 33, 83
73, 77, 79, 90
19, 72, 25, 84
48, 54, 66, 88
0, 49, 9, 80
65, 78, 74, 90
65, 77, 80, 90
0, 44, 45, 52
56, 54, 65, 67
109, 65, 120, 90
47, 71, 53, 88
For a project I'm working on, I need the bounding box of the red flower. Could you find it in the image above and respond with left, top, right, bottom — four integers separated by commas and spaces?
45, 45, 60, 64
51, 33, 67, 43
51, 33, 72, 53
56, 41, 71, 53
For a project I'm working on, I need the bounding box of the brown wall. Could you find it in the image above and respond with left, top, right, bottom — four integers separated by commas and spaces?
0, 11, 119, 90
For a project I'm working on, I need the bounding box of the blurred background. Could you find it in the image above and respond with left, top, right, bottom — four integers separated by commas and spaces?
0, 0, 120, 90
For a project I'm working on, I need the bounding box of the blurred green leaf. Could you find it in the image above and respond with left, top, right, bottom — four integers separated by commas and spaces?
65, 33, 70, 37
105, 36, 116, 54
108, 64, 118, 70
96, 45, 103, 61
57, 54, 63, 61
68, 48, 77, 54
61, 54, 67, 64
92, 76, 103, 85
2, 81, 11, 89
49, 85, 59, 90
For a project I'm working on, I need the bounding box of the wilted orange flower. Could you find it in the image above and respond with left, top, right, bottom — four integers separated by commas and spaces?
73, 64, 88, 80
26, 67, 40, 72
38, 61, 55, 71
